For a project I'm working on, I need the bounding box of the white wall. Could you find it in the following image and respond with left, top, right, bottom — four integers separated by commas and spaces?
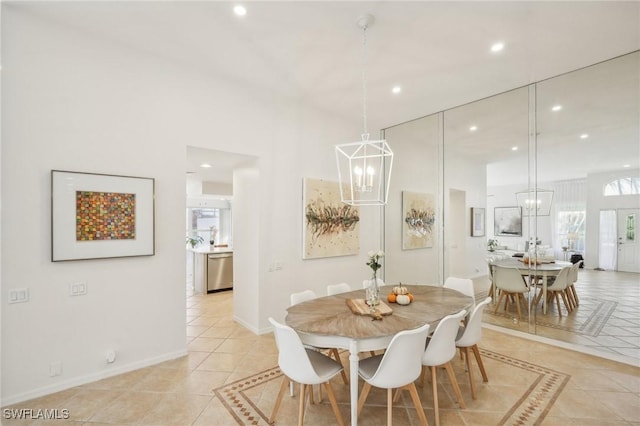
444, 154, 488, 279
1, 4, 381, 404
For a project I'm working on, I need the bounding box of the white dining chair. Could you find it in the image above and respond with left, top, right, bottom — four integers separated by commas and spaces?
290, 290, 348, 386
356, 323, 430, 426
420, 309, 467, 426
455, 297, 491, 400
534, 266, 573, 318
444, 276, 475, 304
492, 265, 529, 319
567, 260, 582, 308
268, 317, 345, 426
327, 282, 351, 296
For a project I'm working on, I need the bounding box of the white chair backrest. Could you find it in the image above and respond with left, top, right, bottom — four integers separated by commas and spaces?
290, 289, 317, 306
327, 282, 351, 296
568, 260, 582, 284
366, 323, 430, 389
268, 317, 320, 384
547, 267, 571, 291
456, 297, 491, 348
493, 265, 527, 292
422, 310, 467, 367
444, 277, 475, 303
362, 277, 385, 289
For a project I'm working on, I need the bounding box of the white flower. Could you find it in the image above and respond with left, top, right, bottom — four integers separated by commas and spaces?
377, 250, 385, 257
367, 250, 375, 258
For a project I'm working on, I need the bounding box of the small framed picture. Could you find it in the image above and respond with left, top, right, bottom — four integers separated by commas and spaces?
51, 170, 155, 261
471, 207, 485, 237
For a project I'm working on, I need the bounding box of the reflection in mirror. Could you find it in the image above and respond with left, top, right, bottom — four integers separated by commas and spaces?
531, 52, 640, 359
383, 114, 441, 286
443, 86, 534, 331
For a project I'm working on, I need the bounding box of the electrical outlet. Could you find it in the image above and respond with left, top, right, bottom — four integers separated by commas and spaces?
50, 362, 62, 377
8, 288, 29, 304
69, 282, 87, 296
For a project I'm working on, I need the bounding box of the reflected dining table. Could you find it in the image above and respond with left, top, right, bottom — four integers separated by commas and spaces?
285, 284, 474, 426
491, 258, 572, 314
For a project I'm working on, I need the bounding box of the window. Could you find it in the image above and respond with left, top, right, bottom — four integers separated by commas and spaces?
557, 210, 586, 252
604, 177, 640, 196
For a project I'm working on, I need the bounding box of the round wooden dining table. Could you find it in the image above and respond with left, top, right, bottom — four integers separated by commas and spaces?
285, 284, 474, 426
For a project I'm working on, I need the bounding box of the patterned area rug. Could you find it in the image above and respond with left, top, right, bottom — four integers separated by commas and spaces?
212, 348, 570, 426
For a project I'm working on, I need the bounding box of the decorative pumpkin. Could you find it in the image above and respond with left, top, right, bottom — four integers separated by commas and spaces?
387, 293, 397, 303
407, 293, 414, 302
393, 284, 408, 295
396, 294, 411, 305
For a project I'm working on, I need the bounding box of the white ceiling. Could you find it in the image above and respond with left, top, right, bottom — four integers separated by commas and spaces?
11, 1, 640, 184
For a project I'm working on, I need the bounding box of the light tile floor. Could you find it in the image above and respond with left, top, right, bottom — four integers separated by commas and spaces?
3, 281, 639, 425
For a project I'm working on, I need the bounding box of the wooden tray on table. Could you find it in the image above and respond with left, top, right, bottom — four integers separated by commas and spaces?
346, 299, 393, 320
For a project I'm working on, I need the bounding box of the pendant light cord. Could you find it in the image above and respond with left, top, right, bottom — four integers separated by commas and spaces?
361, 24, 369, 138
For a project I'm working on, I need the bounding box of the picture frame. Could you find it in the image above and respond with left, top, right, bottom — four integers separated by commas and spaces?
494, 206, 522, 237
402, 191, 435, 250
471, 207, 485, 237
51, 170, 155, 261
302, 178, 360, 259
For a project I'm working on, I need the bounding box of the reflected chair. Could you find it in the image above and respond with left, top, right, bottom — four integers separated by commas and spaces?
356, 323, 430, 426
534, 266, 572, 318
444, 277, 475, 304
327, 282, 351, 296
420, 309, 467, 426
455, 297, 492, 399
290, 290, 348, 385
567, 260, 582, 308
492, 265, 529, 319
268, 317, 345, 426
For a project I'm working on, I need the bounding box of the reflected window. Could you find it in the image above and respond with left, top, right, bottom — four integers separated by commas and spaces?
558, 210, 586, 252
604, 177, 640, 196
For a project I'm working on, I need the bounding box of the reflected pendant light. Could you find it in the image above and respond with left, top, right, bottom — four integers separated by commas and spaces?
335, 14, 393, 206
515, 188, 554, 216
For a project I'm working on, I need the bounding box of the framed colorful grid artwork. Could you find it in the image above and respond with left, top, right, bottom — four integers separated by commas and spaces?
51, 170, 155, 261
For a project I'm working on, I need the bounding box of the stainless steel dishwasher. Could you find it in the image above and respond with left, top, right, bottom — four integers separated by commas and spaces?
207, 252, 233, 292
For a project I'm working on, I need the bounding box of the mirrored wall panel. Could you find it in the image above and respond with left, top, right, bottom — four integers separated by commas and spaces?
383, 113, 442, 285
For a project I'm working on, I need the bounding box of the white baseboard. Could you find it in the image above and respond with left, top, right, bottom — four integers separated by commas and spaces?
1, 349, 187, 407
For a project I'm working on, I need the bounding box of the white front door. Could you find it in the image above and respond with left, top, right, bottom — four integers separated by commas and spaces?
617, 208, 640, 273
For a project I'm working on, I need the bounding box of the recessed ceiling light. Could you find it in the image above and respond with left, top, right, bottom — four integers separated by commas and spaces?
511, 146, 518, 151
469, 125, 478, 132
392, 86, 402, 94
551, 105, 563, 112
490, 42, 505, 53
233, 5, 247, 16
200, 163, 212, 168
623, 164, 631, 168
580, 134, 589, 139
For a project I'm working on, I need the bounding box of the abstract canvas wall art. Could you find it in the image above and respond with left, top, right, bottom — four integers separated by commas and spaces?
52, 170, 155, 261
303, 178, 360, 259
494, 206, 522, 237
402, 191, 435, 250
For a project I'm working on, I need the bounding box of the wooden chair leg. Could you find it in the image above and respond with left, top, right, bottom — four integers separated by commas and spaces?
324, 382, 345, 426
406, 382, 429, 426
444, 362, 466, 409
387, 388, 393, 426
471, 344, 488, 382
570, 284, 579, 306
298, 384, 307, 426
463, 346, 477, 399
494, 292, 505, 315
357, 382, 372, 417
330, 348, 349, 384
515, 293, 522, 319
554, 293, 563, 318
419, 365, 426, 388
431, 366, 440, 426
269, 376, 290, 424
